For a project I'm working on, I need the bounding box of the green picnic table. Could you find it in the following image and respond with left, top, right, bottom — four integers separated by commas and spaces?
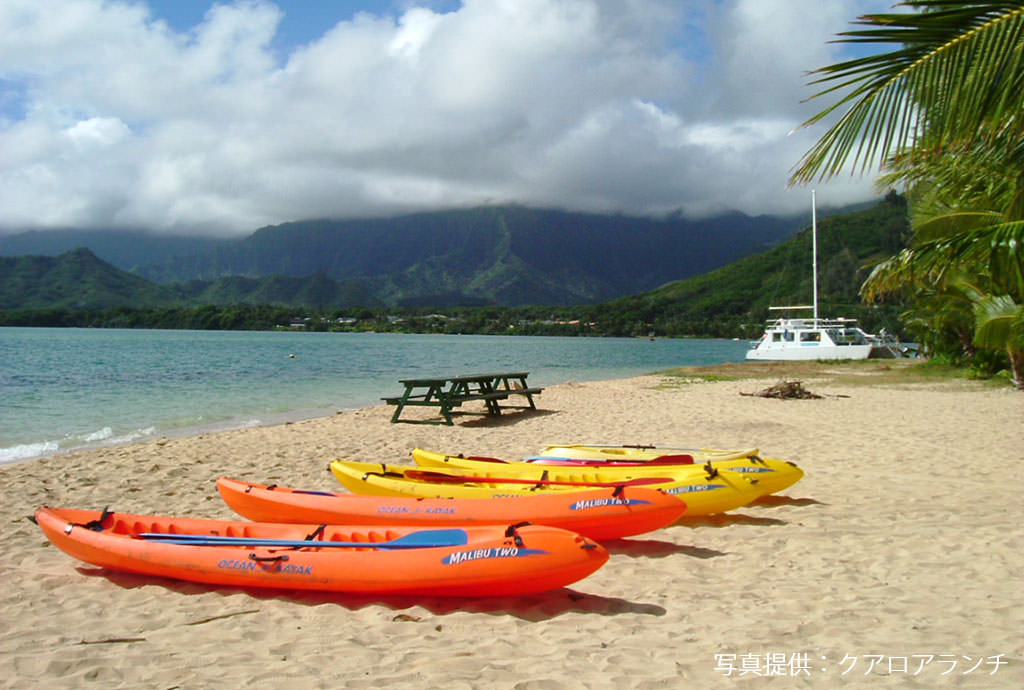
383, 372, 543, 424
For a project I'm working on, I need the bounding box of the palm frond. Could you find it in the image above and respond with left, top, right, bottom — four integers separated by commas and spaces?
911, 211, 1004, 241
860, 218, 1023, 300
972, 294, 1024, 349
790, 2, 1024, 185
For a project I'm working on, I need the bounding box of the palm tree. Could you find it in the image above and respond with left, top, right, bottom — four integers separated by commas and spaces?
791, 1, 1024, 387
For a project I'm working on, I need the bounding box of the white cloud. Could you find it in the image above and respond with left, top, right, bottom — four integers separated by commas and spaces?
65, 117, 132, 149
0, 0, 895, 236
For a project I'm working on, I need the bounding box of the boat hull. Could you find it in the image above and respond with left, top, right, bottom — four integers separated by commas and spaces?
330, 459, 763, 516
36, 507, 608, 597
746, 343, 873, 360
217, 477, 686, 541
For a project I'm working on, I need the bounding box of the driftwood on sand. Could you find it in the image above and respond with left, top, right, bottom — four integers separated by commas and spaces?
741, 380, 824, 399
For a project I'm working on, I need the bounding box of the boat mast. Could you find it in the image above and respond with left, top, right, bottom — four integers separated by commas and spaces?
811, 190, 818, 322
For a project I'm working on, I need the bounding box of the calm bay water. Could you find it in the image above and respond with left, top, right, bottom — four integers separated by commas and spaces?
0, 328, 750, 464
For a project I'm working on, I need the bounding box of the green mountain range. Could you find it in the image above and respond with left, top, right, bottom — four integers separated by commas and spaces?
0, 196, 909, 336
0, 248, 180, 310
0, 252, 381, 311
1, 205, 808, 307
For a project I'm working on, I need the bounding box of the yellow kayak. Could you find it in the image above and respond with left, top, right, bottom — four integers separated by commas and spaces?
416, 447, 804, 497
330, 459, 763, 516
538, 444, 761, 463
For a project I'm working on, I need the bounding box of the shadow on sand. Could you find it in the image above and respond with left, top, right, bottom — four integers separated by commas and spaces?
602, 538, 727, 560
457, 408, 559, 428
672, 512, 789, 528
669, 493, 824, 528
78, 567, 666, 621
751, 494, 825, 508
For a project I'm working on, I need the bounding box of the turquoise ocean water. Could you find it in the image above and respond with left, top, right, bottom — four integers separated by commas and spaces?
0, 328, 751, 464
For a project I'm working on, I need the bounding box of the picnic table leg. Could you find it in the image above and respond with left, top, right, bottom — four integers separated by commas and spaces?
509, 376, 537, 409
477, 380, 502, 416
429, 386, 453, 425
520, 376, 536, 409
439, 403, 454, 425
390, 390, 410, 423
522, 385, 537, 410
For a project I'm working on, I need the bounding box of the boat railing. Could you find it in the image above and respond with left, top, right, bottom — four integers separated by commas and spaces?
759, 316, 863, 330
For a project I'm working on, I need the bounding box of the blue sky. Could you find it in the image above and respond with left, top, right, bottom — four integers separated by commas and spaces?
0, 0, 898, 236
147, 1, 463, 57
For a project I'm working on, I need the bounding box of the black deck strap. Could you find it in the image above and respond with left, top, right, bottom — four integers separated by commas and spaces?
362, 471, 405, 480
266, 484, 278, 490
612, 484, 626, 498
532, 469, 550, 491
304, 524, 327, 541
249, 553, 289, 563
73, 506, 114, 531
704, 462, 719, 479
505, 521, 530, 547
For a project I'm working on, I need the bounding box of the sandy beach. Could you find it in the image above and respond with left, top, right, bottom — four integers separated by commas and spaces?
2, 360, 1021, 689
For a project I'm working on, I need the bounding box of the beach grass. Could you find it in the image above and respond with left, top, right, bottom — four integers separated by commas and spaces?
655, 357, 1008, 389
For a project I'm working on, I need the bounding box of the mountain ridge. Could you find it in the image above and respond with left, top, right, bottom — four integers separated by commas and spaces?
1, 204, 817, 307
0, 195, 909, 338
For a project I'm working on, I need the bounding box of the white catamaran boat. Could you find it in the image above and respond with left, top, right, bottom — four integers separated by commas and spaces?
746, 192, 903, 361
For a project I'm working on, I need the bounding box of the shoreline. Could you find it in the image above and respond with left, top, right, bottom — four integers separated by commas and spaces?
1, 329, 754, 466
3, 363, 1021, 688
0, 401, 362, 468
0, 357, 958, 468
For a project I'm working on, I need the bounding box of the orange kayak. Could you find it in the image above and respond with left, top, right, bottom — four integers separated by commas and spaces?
35, 506, 609, 597
217, 477, 686, 541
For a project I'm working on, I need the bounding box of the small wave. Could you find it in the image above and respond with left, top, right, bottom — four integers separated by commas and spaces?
81, 427, 114, 442
108, 427, 158, 444
1, 426, 162, 466
73, 426, 158, 446
0, 441, 60, 465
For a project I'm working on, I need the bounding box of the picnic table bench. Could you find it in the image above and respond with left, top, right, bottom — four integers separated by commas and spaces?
383, 372, 543, 424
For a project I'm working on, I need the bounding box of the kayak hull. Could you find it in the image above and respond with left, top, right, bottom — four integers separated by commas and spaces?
330, 459, 762, 516
218, 477, 686, 541
36, 506, 608, 597
414, 447, 804, 497
538, 444, 760, 463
